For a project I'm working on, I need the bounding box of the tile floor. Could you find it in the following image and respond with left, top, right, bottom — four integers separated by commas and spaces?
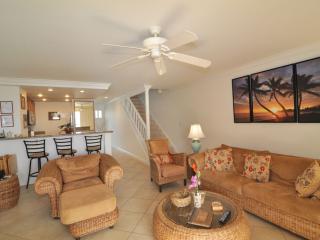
0, 149, 304, 240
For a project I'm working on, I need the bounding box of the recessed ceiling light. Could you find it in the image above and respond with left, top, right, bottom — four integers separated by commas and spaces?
65, 99, 70, 102
80, 90, 85, 93
104, 96, 108, 99
37, 93, 43, 97
65, 94, 70, 98
42, 98, 47, 102
48, 88, 53, 92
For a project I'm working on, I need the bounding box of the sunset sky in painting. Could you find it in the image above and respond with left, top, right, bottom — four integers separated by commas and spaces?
232, 77, 250, 114
296, 58, 320, 109
252, 65, 294, 114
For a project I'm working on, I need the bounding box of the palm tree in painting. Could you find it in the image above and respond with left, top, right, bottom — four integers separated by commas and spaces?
265, 77, 290, 118
296, 74, 320, 111
251, 75, 280, 120
237, 81, 250, 100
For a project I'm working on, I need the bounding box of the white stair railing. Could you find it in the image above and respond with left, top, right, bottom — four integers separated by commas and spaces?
122, 97, 147, 140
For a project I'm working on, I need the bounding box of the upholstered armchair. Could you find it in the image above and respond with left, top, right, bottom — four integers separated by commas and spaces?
35, 154, 123, 218
146, 139, 187, 192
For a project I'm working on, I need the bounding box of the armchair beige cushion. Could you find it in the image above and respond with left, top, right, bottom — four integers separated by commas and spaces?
60, 184, 116, 225
148, 139, 169, 154
161, 164, 185, 178
63, 177, 102, 192
56, 154, 100, 183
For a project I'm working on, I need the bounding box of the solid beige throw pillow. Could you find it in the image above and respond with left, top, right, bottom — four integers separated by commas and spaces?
56, 154, 100, 183
295, 161, 320, 198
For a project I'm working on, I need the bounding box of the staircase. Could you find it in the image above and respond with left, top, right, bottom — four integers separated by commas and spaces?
122, 93, 174, 156
130, 95, 166, 139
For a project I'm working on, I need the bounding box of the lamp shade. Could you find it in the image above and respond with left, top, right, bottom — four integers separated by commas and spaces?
188, 124, 205, 140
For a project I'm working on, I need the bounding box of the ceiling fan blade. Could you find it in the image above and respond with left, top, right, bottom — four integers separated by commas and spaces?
110, 54, 148, 68
154, 57, 167, 75
164, 30, 198, 50
102, 43, 146, 51
167, 52, 211, 68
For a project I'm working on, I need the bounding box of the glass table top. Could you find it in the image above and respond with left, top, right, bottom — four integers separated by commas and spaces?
162, 191, 237, 229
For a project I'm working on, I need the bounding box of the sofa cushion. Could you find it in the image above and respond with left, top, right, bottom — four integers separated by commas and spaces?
201, 170, 254, 195
243, 181, 320, 224
243, 153, 271, 183
269, 153, 316, 185
161, 164, 185, 178
221, 144, 269, 174
295, 161, 320, 197
63, 177, 103, 192
56, 154, 100, 183
148, 139, 169, 154
204, 148, 234, 172
59, 184, 116, 225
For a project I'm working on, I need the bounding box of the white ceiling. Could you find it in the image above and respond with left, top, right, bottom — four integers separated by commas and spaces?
23, 86, 108, 102
1, 0, 320, 99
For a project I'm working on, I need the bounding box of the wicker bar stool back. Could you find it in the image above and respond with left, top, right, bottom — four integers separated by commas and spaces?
23, 139, 49, 189
85, 135, 102, 154
54, 137, 77, 158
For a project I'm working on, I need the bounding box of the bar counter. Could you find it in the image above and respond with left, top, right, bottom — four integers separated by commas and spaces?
0, 131, 113, 186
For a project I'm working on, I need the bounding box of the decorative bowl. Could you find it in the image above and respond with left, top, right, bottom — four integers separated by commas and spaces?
170, 190, 192, 208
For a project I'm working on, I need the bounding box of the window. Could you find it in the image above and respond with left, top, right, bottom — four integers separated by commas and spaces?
75, 111, 81, 127
95, 110, 102, 119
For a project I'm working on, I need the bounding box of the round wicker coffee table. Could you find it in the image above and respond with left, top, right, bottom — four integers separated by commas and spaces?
0, 175, 20, 209
153, 191, 250, 240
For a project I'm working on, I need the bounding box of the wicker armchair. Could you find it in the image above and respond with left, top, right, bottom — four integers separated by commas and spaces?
35, 154, 123, 218
147, 139, 187, 192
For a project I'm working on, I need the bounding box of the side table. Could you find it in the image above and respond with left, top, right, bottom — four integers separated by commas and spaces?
0, 174, 20, 209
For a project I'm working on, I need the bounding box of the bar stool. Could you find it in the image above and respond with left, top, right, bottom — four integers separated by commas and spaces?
54, 137, 77, 158
23, 139, 49, 189
85, 135, 102, 154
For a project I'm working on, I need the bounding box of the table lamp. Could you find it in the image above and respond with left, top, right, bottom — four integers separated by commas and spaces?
188, 124, 205, 153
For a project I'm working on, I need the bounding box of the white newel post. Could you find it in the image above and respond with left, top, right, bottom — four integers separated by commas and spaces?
144, 84, 151, 140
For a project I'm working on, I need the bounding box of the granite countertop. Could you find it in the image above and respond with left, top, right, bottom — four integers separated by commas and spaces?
0, 130, 113, 141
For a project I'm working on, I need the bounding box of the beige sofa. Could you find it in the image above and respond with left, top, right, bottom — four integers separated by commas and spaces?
35, 154, 123, 239
188, 144, 320, 240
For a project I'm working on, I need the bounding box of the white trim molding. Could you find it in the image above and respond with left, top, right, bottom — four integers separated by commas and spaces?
0, 77, 111, 90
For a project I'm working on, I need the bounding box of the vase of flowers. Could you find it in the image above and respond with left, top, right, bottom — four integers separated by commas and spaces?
189, 163, 202, 208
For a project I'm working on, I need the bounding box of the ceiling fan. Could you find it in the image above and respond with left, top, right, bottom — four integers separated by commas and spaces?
102, 26, 211, 75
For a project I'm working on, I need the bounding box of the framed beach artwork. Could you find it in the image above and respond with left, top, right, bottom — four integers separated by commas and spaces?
250, 65, 296, 123
296, 57, 320, 122
232, 76, 251, 123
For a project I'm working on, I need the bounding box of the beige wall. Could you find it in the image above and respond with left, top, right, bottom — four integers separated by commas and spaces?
105, 100, 147, 163
150, 44, 320, 159
34, 102, 72, 135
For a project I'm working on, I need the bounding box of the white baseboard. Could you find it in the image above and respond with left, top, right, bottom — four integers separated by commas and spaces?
113, 146, 149, 165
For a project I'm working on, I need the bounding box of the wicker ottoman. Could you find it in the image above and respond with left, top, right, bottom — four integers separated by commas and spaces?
0, 174, 20, 209
60, 184, 119, 239
153, 191, 251, 240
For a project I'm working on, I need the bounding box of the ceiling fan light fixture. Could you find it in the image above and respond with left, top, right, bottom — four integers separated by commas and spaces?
104, 26, 211, 75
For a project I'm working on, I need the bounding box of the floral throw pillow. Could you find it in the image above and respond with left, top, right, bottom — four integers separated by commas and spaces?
153, 154, 173, 165
295, 161, 320, 198
243, 154, 271, 183
204, 148, 234, 172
